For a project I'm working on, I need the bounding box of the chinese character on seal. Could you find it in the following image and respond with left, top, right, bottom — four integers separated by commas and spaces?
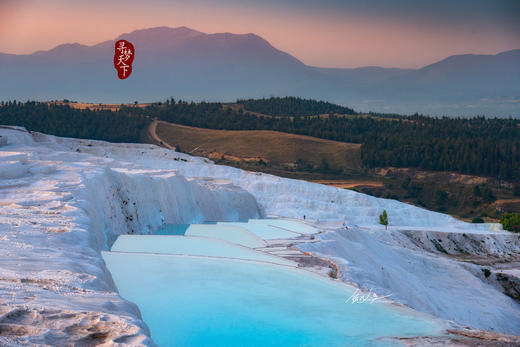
114, 40, 134, 79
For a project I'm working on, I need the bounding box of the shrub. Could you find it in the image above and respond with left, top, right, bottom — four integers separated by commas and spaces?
319, 157, 329, 173
472, 217, 484, 223
481, 268, 491, 278
501, 213, 520, 233
379, 210, 388, 230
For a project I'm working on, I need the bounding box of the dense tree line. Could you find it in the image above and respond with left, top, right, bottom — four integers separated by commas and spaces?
1, 99, 518, 180
237, 97, 356, 116
361, 115, 519, 180
148, 100, 519, 180
0, 101, 148, 142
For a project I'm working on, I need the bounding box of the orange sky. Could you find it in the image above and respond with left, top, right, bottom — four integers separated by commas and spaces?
1, 0, 519, 68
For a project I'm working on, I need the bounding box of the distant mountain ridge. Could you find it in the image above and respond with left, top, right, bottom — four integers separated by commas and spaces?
1, 26, 519, 117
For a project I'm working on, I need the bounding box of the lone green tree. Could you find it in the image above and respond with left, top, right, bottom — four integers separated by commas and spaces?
501, 213, 520, 233
379, 210, 389, 230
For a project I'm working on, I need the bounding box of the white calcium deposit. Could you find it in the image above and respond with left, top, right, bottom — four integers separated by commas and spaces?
0, 126, 518, 345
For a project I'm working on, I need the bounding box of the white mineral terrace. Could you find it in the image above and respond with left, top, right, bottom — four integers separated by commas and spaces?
0, 126, 519, 346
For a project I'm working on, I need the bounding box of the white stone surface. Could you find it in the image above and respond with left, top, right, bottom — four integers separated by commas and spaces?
0, 125, 517, 344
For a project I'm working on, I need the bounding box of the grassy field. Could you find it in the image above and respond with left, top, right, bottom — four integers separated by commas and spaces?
155, 121, 363, 176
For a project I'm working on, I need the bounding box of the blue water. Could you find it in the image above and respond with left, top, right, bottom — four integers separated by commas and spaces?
111, 235, 295, 266
155, 224, 190, 236
248, 219, 318, 235
218, 222, 301, 239
102, 252, 445, 347
105, 220, 446, 346
156, 224, 266, 248
157, 219, 316, 240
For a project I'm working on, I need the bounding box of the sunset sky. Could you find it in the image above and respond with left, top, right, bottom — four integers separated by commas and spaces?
1, 0, 519, 68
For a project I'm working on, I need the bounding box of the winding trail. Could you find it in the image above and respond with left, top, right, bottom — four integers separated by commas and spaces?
148, 119, 175, 150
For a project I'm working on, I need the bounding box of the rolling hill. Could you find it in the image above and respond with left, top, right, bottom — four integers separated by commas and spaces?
152, 121, 363, 177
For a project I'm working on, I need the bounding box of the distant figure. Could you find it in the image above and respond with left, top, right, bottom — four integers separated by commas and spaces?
303, 215, 306, 220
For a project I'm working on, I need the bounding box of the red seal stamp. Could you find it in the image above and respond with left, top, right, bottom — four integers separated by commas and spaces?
114, 40, 134, 79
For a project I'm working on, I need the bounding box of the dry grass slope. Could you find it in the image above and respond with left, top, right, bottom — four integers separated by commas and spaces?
155, 121, 362, 174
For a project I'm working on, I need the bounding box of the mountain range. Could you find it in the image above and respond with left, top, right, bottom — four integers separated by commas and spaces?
1, 26, 519, 117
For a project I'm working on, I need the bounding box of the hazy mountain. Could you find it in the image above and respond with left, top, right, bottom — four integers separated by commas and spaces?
1, 26, 519, 117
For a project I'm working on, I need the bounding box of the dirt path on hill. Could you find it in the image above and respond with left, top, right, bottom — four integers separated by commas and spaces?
148, 119, 176, 150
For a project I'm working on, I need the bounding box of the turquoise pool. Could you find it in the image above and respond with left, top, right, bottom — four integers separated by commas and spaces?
103, 219, 447, 346
103, 252, 446, 346
111, 235, 295, 266
155, 224, 190, 235
157, 224, 266, 248
217, 222, 301, 240
248, 218, 318, 235
157, 218, 316, 241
